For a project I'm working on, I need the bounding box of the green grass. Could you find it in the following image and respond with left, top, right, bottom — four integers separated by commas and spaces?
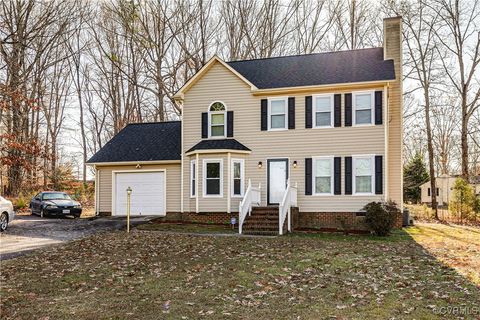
1, 223, 479, 319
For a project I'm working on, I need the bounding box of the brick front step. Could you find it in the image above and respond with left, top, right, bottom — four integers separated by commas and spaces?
242, 230, 279, 236
242, 206, 283, 236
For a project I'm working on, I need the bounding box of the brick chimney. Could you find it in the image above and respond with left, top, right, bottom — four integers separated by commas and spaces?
383, 17, 403, 208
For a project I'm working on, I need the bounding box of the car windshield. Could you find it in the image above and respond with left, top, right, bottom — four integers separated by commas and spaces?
42, 193, 71, 200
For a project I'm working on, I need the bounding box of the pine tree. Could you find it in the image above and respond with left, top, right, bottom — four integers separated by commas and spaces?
403, 152, 429, 204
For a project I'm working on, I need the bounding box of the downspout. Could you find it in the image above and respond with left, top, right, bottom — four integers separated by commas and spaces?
180, 101, 184, 213
384, 84, 389, 201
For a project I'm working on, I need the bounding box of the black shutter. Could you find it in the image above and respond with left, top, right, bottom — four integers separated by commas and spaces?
305, 158, 312, 195
261, 99, 267, 131
428, 188, 431, 196
375, 155, 383, 194
345, 156, 352, 195
344, 93, 352, 127
334, 157, 341, 195
227, 111, 234, 137
375, 91, 383, 125
334, 94, 341, 127
201, 112, 208, 138
305, 96, 312, 128
288, 97, 295, 129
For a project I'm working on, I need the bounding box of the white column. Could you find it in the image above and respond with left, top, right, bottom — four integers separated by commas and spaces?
227, 152, 231, 214
195, 153, 199, 213
94, 165, 99, 215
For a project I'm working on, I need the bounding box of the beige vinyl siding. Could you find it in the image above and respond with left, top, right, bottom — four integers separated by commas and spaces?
182, 62, 391, 212
384, 17, 403, 208
97, 163, 181, 213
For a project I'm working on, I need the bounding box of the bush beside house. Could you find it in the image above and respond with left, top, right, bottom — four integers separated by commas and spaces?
364, 201, 400, 236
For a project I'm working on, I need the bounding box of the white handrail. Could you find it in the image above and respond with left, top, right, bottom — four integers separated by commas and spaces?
279, 179, 297, 235
238, 179, 261, 234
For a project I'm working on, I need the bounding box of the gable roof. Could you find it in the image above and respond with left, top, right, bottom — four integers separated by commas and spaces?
186, 139, 251, 154
226, 48, 395, 89
87, 121, 181, 164
173, 56, 258, 100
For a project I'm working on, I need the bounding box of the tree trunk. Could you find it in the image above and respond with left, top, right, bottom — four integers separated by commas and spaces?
424, 88, 438, 219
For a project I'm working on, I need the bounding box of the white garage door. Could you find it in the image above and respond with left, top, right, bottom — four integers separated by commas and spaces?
114, 171, 166, 216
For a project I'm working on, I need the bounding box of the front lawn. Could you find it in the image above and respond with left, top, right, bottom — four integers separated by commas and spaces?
1, 224, 479, 319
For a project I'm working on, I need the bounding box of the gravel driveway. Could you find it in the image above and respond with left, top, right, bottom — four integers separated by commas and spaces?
0, 215, 151, 260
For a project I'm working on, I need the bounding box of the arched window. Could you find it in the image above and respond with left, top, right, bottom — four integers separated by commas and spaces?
208, 101, 226, 138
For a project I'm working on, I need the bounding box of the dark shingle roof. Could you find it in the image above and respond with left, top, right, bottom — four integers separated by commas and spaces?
186, 139, 251, 153
227, 48, 395, 89
87, 121, 181, 163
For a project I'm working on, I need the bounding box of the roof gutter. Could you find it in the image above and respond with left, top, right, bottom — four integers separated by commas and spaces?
250, 79, 395, 96
87, 160, 181, 166
185, 149, 251, 156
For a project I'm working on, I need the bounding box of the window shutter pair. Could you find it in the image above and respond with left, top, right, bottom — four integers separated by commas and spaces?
305, 94, 341, 128
344, 155, 383, 195
304, 157, 341, 195
260, 98, 295, 130
201, 111, 234, 138
344, 91, 383, 126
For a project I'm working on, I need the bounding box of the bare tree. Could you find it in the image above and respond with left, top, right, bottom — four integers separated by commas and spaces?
386, 0, 443, 217
0, 0, 76, 195
431, 0, 480, 179
431, 96, 459, 175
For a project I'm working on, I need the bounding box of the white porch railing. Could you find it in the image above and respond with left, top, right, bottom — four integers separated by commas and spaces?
238, 179, 261, 234
279, 179, 297, 235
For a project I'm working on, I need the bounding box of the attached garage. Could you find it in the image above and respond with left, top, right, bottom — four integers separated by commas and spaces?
113, 171, 166, 216
86, 121, 182, 216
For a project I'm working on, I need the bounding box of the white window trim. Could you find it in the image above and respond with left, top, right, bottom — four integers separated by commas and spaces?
202, 159, 223, 198
353, 91, 375, 126
267, 97, 288, 131
353, 155, 375, 195
313, 94, 334, 128
190, 160, 196, 198
208, 101, 227, 139
312, 156, 334, 196
231, 159, 245, 198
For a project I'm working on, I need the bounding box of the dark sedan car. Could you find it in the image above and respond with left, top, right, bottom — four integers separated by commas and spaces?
30, 191, 82, 218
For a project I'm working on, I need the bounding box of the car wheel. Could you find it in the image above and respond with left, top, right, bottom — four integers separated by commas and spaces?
0, 213, 8, 232
41, 209, 46, 218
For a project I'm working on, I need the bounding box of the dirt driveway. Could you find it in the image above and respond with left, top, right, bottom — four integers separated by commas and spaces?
0, 215, 151, 260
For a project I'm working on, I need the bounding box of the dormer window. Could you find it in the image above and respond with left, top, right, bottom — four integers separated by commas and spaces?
208, 101, 226, 138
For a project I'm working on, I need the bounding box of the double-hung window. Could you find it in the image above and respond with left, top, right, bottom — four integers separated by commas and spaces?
314, 94, 333, 127
353, 92, 374, 125
353, 156, 374, 194
190, 160, 196, 197
268, 98, 287, 130
209, 102, 226, 138
203, 159, 223, 197
231, 159, 244, 197
313, 157, 333, 195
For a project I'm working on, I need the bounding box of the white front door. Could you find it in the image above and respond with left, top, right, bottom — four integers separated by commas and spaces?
114, 171, 166, 216
268, 159, 289, 205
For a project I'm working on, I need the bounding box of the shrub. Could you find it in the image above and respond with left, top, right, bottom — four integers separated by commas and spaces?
449, 178, 476, 222
15, 193, 27, 209
364, 201, 400, 236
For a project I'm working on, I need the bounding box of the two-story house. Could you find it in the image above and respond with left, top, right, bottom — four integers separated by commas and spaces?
87, 17, 403, 234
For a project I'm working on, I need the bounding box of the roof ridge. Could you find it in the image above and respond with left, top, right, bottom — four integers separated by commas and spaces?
127, 120, 181, 126
226, 47, 384, 64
